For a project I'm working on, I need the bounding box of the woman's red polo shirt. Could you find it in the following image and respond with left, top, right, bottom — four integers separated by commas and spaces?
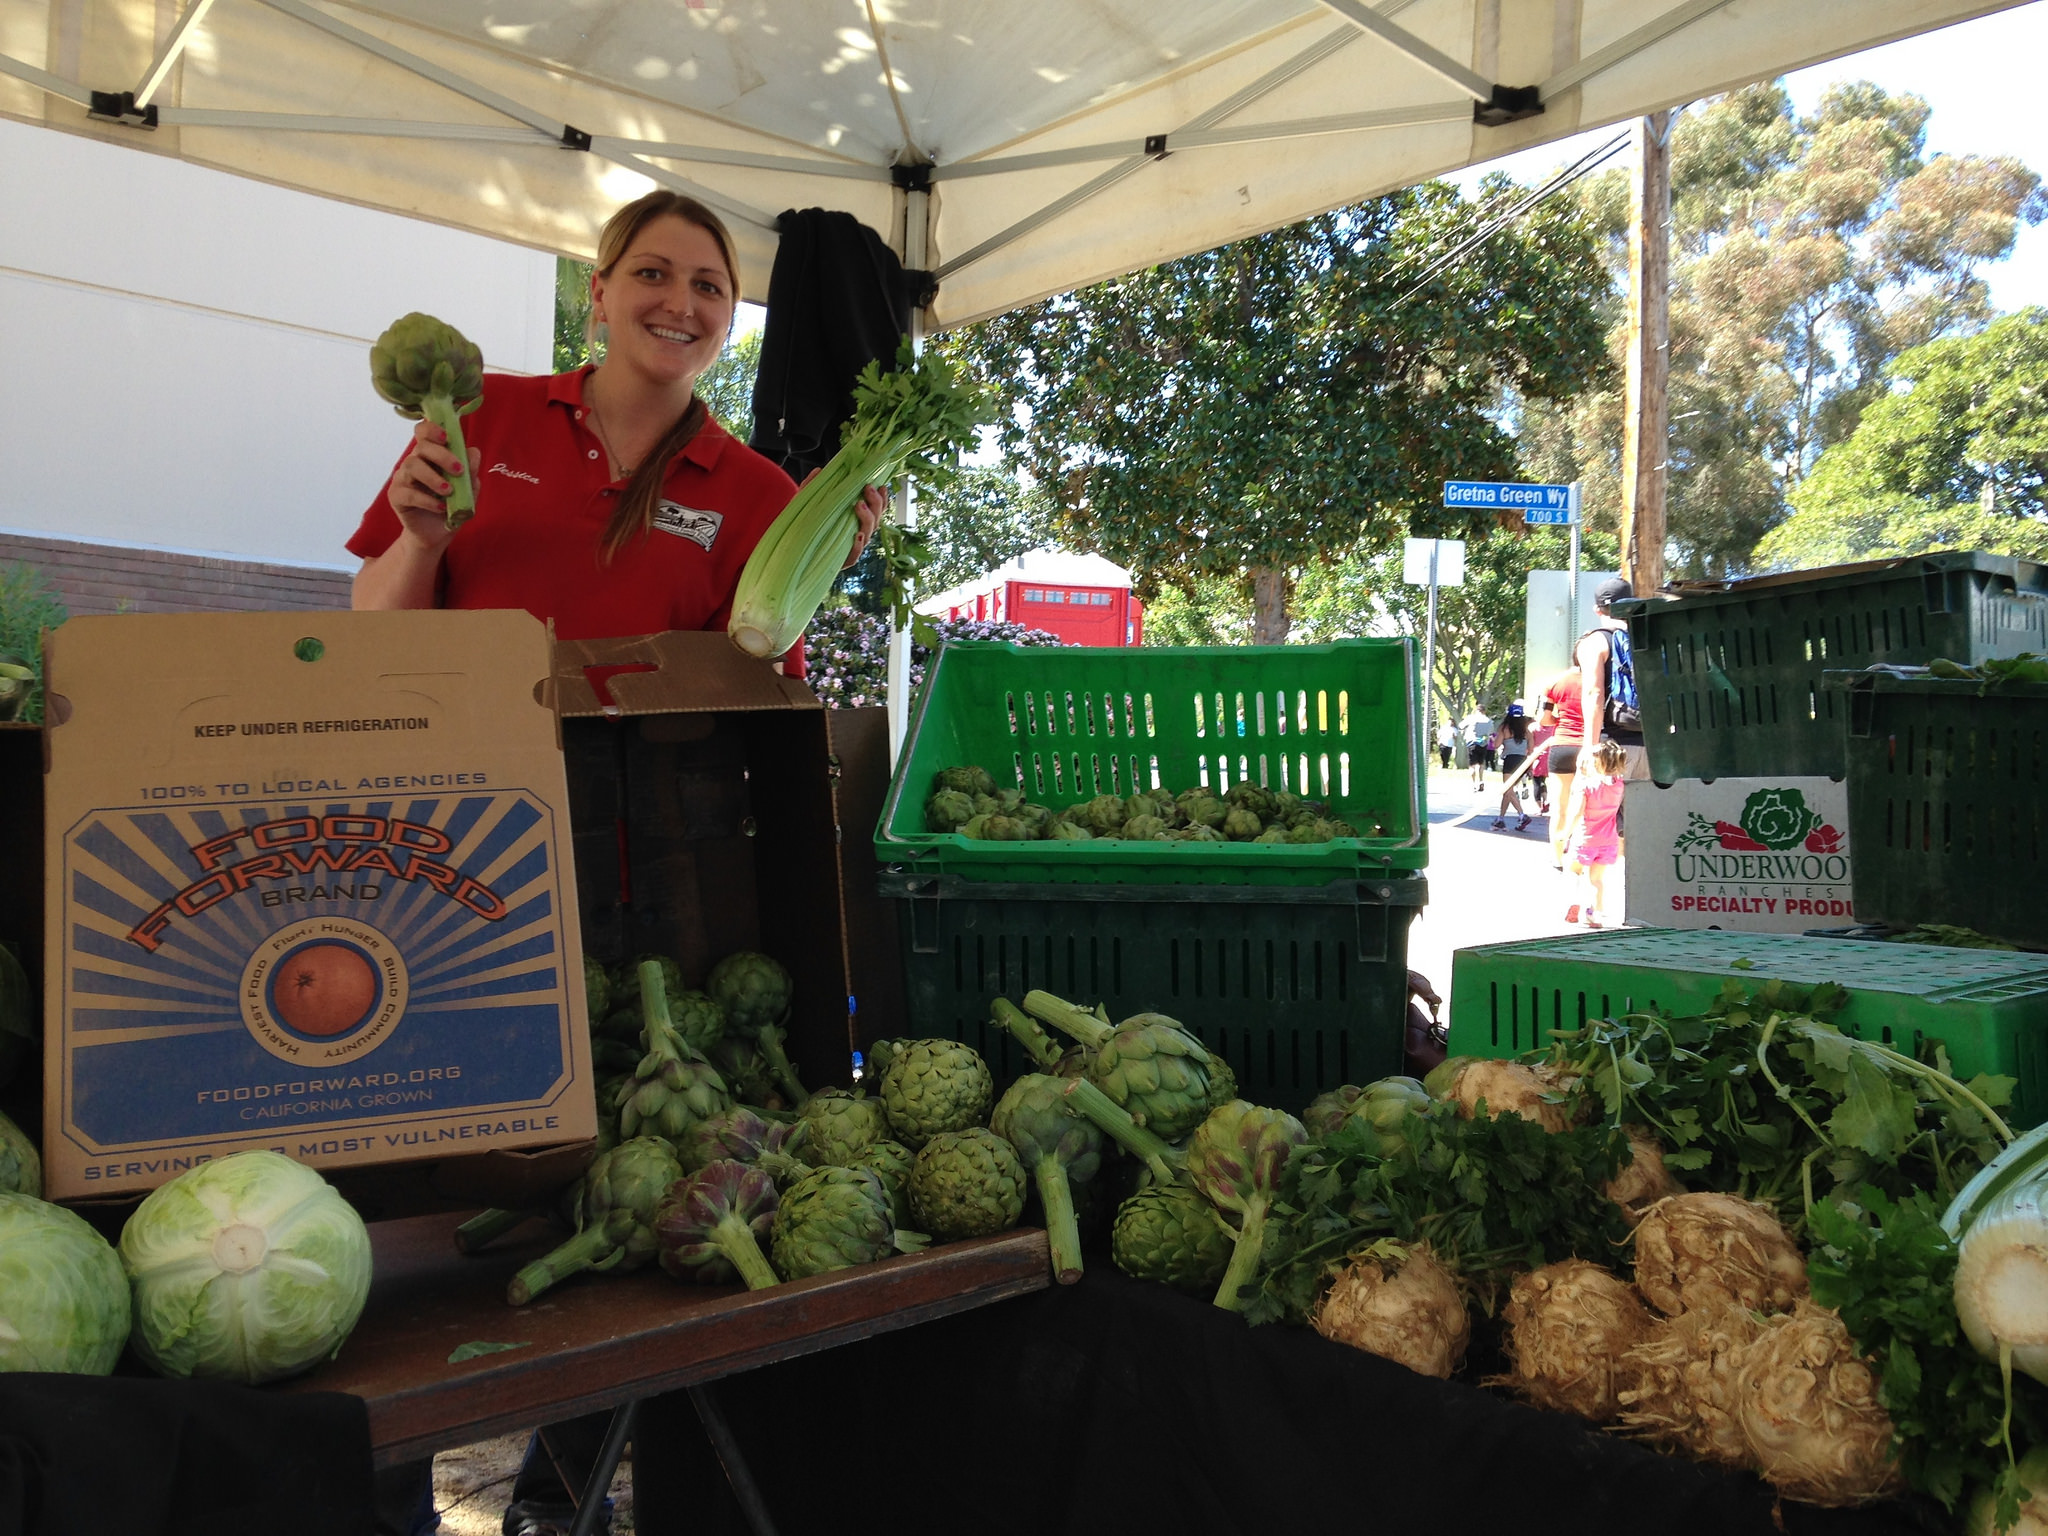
348, 367, 798, 644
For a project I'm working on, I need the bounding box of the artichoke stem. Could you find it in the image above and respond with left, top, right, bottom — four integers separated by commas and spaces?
756, 1026, 810, 1108
419, 392, 475, 526
1024, 990, 1114, 1049
1034, 1157, 1084, 1284
638, 962, 681, 1063
454, 1206, 532, 1254
714, 1216, 782, 1291
1211, 1203, 1268, 1313
993, 998, 1065, 1069
508, 1222, 616, 1305
1061, 1078, 1182, 1185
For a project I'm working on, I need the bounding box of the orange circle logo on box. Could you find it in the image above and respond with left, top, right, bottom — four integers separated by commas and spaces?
240, 919, 408, 1065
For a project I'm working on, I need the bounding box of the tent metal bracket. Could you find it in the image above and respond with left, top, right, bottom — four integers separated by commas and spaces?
87, 88, 157, 128
560, 124, 591, 151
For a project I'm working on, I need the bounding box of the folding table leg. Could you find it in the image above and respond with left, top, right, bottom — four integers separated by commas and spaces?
568, 1400, 637, 1536
689, 1384, 780, 1536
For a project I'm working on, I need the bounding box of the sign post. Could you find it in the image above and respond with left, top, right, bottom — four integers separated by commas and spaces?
1402, 537, 1465, 765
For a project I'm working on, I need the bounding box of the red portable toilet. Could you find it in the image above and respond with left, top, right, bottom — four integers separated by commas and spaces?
919, 548, 1145, 646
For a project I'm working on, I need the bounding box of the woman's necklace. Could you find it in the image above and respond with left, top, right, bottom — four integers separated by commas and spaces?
585, 405, 635, 478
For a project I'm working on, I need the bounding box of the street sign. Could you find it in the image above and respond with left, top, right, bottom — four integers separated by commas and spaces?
1402, 537, 1464, 587
1442, 479, 1577, 523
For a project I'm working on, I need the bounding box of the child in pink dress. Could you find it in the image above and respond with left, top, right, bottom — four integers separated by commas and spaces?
1560, 739, 1628, 927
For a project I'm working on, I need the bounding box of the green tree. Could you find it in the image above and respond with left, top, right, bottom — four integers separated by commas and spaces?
1137, 526, 1617, 727
936, 181, 1611, 641
910, 466, 1055, 594
1526, 82, 2044, 576
1756, 308, 2048, 566
554, 256, 593, 373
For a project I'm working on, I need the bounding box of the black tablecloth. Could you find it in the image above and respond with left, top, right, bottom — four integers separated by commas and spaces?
0, 1374, 372, 1536
635, 1266, 1944, 1536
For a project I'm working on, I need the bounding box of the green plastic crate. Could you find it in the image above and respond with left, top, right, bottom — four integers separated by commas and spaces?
876, 639, 1425, 885
1447, 928, 2048, 1127
1617, 552, 2048, 781
879, 872, 1427, 1114
1826, 670, 2048, 947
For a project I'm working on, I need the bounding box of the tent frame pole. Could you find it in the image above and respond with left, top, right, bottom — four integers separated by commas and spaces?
886, 183, 932, 763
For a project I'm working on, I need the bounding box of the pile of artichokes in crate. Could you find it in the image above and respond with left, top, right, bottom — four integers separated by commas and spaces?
924, 764, 1378, 843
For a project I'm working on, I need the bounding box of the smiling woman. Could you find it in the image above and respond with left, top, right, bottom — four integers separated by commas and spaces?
346, 189, 884, 647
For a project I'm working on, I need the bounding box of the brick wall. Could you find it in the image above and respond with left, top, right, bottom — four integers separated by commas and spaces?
0, 532, 352, 616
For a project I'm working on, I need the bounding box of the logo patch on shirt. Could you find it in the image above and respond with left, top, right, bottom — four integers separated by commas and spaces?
652, 501, 724, 551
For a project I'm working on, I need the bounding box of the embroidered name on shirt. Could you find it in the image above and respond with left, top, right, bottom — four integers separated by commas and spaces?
488, 463, 540, 484
653, 501, 724, 551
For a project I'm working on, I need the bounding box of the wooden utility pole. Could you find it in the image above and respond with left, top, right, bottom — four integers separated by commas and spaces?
1619, 109, 1673, 595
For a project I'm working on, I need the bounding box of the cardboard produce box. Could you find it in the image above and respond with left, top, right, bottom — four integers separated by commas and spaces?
548, 630, 862, 1096
1624, 776, 1853, 932
41, 611, 596, 1199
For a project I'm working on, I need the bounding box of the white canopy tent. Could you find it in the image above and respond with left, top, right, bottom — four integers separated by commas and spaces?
0, 0, 2029, 331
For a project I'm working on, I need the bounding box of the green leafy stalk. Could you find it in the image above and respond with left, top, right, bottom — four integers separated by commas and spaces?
1032, 1157, 1084, 1284
992, 998, 1065, 1070
507, 1211, 628, 1305
729, 340, 990, 658
1024, 990, 1114, 1050
710, 1212, 780, 1291
1059, 1077, 1182, 1187
454, 1206, 535, 1253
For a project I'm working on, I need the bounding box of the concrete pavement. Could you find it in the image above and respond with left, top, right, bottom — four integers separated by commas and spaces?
1404, 766, 1625, 1023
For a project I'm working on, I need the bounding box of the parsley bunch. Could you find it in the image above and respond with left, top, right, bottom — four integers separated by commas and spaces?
1808, 1185, 2044, 1523
1246, 1106, 1631, 1326
1541, 981, 2013, 1237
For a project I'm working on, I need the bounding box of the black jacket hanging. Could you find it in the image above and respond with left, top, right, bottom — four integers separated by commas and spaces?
748, 208, 922, 479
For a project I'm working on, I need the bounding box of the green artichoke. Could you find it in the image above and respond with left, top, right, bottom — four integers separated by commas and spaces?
974, 814, 1033, 841
591, 1036, 640, 1075
615, 954, 684, 999
909, 1128, 1027, 1243
1078, 794, 1129, 834
798, 1089, 891, 1167
1047, 820, 1095, 842
1176, 789, 1227, 829
1122, 814, 1170, 841
369, 312, 485, 527
662, 989, 727, 1057
1335, 1076, 1435, 1157
0, 1108, 39, 1197
709, 1037, 780, 1108
1112, 1185, 1234, 1297
583, 956, 611, 1025
677, 1106, 807, 1174
654, 1159, 780, 1290
1026, 992, 1217, 1141
1186, 1102, 1307, 1311
1172, 824, 1226, 843
879, 1039, 994, 1149
848, 1139, 916, 1228
771, 1166, 906, 1279
509, 1134, 682, 1304
935, 765, 997, 798
926, 788, 976, 831
1221, 807, 1264, 840
991, 1075, 1101, 1282
1302, 1085, 1365, 1141
1274, 791, 1302, 822
593, 1070, 637, 1154
1225, 782, 1279, 821
596, 1005, 643, 1045
1253, 827, 1288, 844
707, 952, 807, 1107
621, 962, 732, 1143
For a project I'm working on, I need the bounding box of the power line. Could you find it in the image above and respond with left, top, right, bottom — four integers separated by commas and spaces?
1390, 131, 1631, 309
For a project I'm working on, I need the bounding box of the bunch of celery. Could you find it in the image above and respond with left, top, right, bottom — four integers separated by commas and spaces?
729, 340, 988, 658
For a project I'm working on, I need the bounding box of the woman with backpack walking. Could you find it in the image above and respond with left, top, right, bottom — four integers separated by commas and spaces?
1491, 704, 1533, 831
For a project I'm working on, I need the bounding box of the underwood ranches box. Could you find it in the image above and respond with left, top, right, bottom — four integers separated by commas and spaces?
42, 610, 596, 1199
1624, 776, 1853, 933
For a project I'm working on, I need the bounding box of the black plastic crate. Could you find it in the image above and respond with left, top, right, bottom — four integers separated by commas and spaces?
1828, 669, 2048, 947
1619, 553, 2048, 780
877, 872, 1426, 1114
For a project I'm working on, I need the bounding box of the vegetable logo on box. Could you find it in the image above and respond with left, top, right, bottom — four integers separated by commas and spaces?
1672, 788, 1845, 856
59, 792, 575, 1157
1624, 777, 1853, 933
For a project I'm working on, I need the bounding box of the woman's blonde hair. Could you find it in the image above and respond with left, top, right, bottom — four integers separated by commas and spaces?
591, 191, 742, 561
1591, 739, 1629, 776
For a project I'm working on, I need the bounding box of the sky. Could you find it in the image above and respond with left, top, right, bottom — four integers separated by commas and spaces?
1457, 1, 2048, 312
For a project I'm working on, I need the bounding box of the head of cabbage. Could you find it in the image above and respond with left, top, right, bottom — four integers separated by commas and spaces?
0, 1192, 130, 1374
119, 1150, 372, 1384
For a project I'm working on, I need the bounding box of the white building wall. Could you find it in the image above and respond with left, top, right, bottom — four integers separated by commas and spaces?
0, 117, 556, 569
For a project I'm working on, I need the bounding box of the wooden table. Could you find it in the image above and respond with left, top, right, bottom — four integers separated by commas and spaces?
288, 1212, 1051, 1468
